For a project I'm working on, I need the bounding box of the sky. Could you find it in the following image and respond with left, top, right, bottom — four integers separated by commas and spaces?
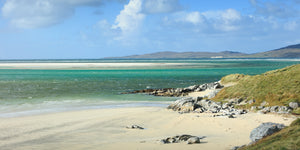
0, 0, 300, 59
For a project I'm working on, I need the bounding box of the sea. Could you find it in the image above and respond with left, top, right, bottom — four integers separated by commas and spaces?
0, 59, 299, 117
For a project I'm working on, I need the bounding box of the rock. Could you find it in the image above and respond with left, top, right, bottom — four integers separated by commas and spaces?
257, 105, 292, 114
270, 106, 278, 113
277, 106, 292, 114
260, 101, 269, 106
222, 103, 229, 109
257, 106, 264, 110
248, 99, 255, 104
237, 109, 247, 115
160, 135, 204, 144
228, 114, 235, 118
186, 85, 199, 91
260, 107, 270, 113
126, 125, 144, 130
122, 81, 224, 97
250, 122, 285, 142
231, 145, 246, 150
187, 137, 201, 144
250, 106, 257, 111
167, 97, 196, 113
168, 97, 247, 116
194, 107, 205, 113
289, 102, 299, 109
228, 98, 243, 104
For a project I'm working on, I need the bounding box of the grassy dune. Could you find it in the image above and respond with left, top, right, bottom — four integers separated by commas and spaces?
213, 66, 300, 150
240, 118, 300, 150
213, 64, 300, 108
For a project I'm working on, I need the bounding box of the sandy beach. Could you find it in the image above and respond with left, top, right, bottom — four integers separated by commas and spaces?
0, 107, 296, 150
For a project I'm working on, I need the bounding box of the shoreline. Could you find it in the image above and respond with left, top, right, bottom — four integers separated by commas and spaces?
0, 101, 172, 118
0, 106, 296, 150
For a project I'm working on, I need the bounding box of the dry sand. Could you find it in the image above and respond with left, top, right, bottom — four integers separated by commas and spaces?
0, 107, 296, 150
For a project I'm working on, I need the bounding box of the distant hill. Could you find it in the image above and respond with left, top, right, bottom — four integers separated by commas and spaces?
246, 43, 300, 58
106, 43, 300, 59
107, 51, 246, 59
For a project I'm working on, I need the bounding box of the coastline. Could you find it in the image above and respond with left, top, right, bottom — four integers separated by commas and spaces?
0, 61, 299, 149
0, 62, 195, 70
0, 106, 296, 150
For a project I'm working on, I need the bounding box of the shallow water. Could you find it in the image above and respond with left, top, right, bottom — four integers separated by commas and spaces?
0, 59, 299, 117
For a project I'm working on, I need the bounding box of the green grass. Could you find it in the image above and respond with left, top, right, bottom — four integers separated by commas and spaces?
213, 64, 300, 107
240, 118, 300, 150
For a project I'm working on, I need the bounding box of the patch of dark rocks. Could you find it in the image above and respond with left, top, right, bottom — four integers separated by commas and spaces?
159, 135, 206, 144
167, 97, 247, 117
126, 125, 144, 130
122, 81, 223, 97
250, 101, 299, 114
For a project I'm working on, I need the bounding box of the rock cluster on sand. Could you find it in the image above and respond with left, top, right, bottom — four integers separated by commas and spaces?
249, 122, 285, 142
256, 106, 293, 114
122, 82, 223, 97
159, 135, 205, 144
126, 125, 144, 130
250, 101, 299, 114
167, 97, 247, 117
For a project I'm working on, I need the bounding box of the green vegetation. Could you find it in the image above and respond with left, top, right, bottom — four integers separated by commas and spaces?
213, 64, 300, 107
240, 118, 300, 150
220, 74, 250, 84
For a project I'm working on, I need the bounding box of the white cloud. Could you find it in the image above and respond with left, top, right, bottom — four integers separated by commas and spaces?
170, 9, 241, 32
142, 0, 181, 14
1, 0, 108, 29
185, 12, 203, 25
173, 11, 204, 25
221, 9, 241, 22
112, 0, 145, 34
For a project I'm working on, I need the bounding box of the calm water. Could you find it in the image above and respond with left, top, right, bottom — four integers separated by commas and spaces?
0, 59, 299, 117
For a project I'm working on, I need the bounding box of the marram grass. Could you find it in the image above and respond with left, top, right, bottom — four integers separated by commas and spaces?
213, 64, 300, 107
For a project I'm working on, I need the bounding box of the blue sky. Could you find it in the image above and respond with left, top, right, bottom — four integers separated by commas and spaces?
0, 0, 299, 59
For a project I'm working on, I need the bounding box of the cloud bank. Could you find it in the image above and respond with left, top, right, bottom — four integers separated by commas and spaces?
1, 0, 299, 55
1, 0, 109, 28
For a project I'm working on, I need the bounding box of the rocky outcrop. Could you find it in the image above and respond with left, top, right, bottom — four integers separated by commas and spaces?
122, 82, 223, 97
159, 135, 205, 144
249, 122, 285, 143
167, 97, 247, 117
256, 106, 293, 114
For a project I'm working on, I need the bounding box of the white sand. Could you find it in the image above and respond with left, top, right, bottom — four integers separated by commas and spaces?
0, 107, 296, 150
0, 63, 192, 69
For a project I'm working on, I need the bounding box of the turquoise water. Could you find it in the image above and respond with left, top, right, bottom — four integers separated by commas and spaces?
0, 59, 299, 117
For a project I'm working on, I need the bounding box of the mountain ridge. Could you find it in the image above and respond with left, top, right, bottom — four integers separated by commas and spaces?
106, 43, 300, 59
